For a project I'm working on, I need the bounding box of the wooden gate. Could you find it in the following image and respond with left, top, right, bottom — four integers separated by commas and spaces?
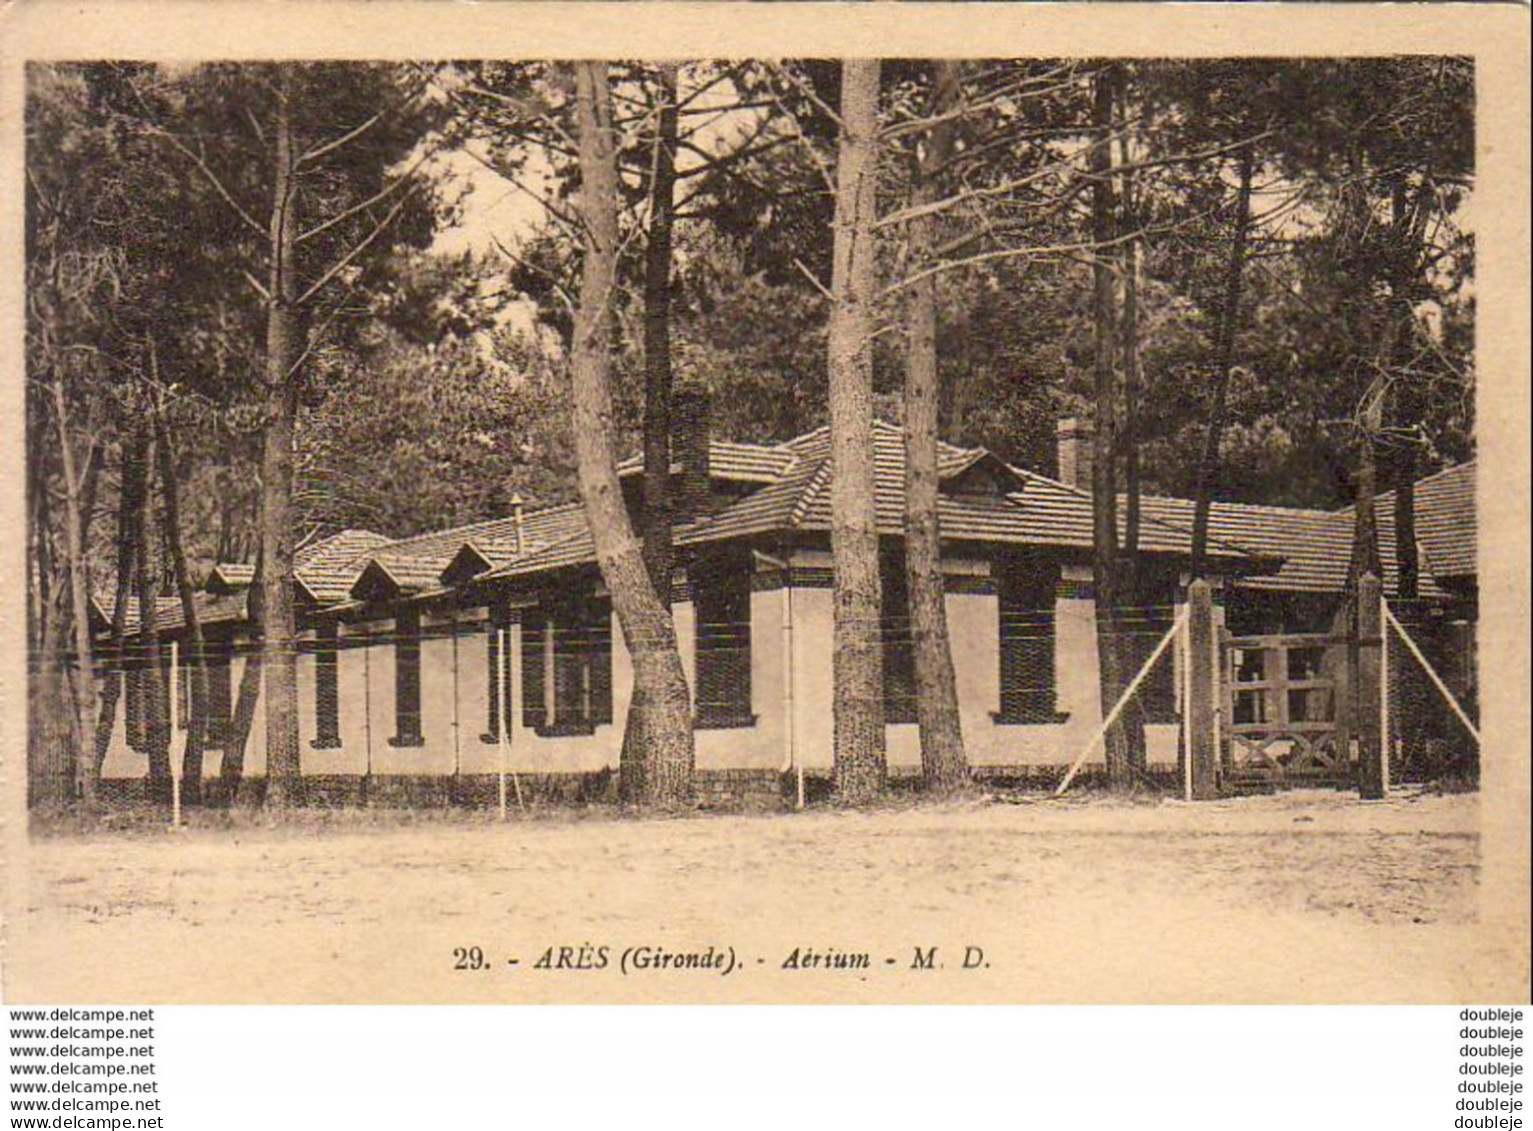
1220, 631, 1349, 788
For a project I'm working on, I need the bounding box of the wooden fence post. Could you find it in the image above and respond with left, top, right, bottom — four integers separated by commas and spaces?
1188, 579, 1218, 800
1356, 572, 1384, 799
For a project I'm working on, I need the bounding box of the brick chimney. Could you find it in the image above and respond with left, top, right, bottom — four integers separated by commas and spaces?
1056, 417, 1094, 490
671, 379, 712, 519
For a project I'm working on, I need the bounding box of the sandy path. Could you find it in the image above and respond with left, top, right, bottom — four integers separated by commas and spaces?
4, 790, 1515, 1004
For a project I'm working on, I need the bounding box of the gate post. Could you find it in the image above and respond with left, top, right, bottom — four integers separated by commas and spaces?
1188, 579, 1219, 800
1356, 572, 1385, 799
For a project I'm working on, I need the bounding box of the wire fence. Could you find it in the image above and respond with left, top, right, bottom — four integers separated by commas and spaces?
31, 598, 1480, 791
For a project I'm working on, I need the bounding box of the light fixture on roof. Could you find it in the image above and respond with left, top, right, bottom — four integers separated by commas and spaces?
509, 492, 525, 554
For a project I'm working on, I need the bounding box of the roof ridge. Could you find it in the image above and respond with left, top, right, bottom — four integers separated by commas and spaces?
788, 457, 833, 529
378, 501, 584, 552
1139, 492, 1341, 521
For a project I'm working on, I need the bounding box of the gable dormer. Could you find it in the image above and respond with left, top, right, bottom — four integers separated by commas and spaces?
939, 452, 1024, 501
349, 559, 415, 604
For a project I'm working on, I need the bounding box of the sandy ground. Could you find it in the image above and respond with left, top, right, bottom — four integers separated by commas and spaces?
3, 789, 1524, 1004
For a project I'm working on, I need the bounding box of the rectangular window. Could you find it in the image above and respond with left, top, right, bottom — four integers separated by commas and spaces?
522, 594, 612, 736
311, 623, 342, 749
693, 548, 754, 728
997, 553, 1063, 724
390, 609, 423, 747
881, 551, 917, 725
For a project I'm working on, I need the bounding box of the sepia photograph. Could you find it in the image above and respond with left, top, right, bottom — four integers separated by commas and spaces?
2, 4, 1527, 1010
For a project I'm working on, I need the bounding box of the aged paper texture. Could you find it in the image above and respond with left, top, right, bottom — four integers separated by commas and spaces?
1, 2, 1527, 1005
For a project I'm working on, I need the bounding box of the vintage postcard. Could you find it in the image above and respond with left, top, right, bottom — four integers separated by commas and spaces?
1, 2, 1527, 1006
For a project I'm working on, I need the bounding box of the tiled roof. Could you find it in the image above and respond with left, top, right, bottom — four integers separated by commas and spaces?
294, 529, 393, 603
1362, 460, 1475, 582
1134, 490, 1459, 599
682, 421, 1265, 565
617, 439, 797, 484
97, 592, 250, 636
99, 426, 1476, 639
353, 504, 591, 597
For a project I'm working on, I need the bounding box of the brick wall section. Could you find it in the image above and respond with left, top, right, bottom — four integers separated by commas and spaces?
691, 769, 786, 811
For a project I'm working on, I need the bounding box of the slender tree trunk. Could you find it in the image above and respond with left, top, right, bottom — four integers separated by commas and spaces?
1189, 143, 1255, 578
640, 61, 680, 599
29, 455, 70, 809
221, 651, 264, 805
220, 546, 264, 805
50, 368, 98, 805
153, 382, 210, 806
1116, 88, 1148, 775
904, 59, 966, 792
1386, 181, 1423, 603
1088, 67, 1132, 792
573, 61, 695, 807
829, 58, 887, 804
78, 440, 103, 565
94, 423, 148, 781
31, 594, 70, 809
1348, 346, 1388, 589
1395, 449, 1418, 600
1118, 129, 1142, 568
261, 64, 304, 809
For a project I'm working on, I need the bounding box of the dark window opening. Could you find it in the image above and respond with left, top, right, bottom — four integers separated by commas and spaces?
389, 609, 424, 747
693, 547, 754, 728
881, 550, 917, 725
996, 553, 1065, 724
521, 592, 613, 736
312, 623, 342, 749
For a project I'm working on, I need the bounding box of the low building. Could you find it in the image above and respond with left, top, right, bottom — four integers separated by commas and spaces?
90, 411, 1476, 804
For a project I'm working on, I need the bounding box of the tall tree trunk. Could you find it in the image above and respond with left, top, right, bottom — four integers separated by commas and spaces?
1386, 180, 1423, 603
28, 455, 70, 808
1088, 66, 1132, 792
1189, 143, 1255, 578
50, 368, 98, 805
134, 427, 171, 798
904, 59, 966, 792
261, 64, 304, 809
221, 652, 264, 805
78, 440, 103, 566
93, 423, 149, 782
220, 548, 264, 803
573, 60, 695, 806
640, 61, 680, 599
1118, 122, 1142, 568
1394, 448, 1418, 600
153, 381, 210, 806
829, 58, 887, 804
1116, 87, 1148, 775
